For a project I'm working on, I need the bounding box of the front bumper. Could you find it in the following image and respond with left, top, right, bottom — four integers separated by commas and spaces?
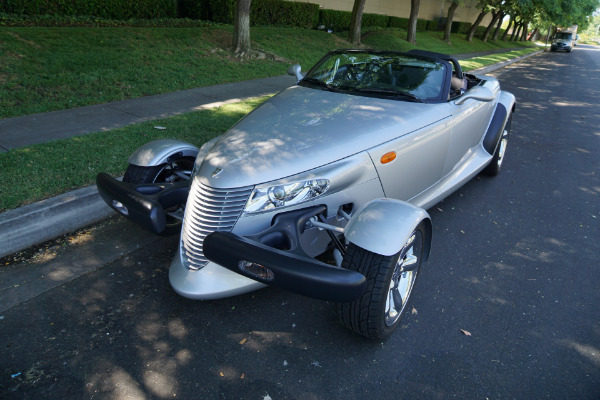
551, 42, 571, 51
203, 231, 367, 302
96, 172, 188, 234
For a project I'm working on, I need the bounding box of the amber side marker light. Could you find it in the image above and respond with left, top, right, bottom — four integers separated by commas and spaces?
380, 152, 397, 164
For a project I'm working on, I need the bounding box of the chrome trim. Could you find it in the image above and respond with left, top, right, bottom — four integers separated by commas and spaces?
180, 179, 253, 270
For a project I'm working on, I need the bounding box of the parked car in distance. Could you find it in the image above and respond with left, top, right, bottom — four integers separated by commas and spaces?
97, 49, 515, 340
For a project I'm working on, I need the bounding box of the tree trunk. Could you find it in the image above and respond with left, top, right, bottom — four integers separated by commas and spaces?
481, 11, 500, 42
510, 17, 520, 41
407, 0, 420, 45
233, 0, 252, 59
466, 11, 487, 42
529, 27, 539, 42
521, 22, 528, 41
443, 1, 459, 43
513, 22, 522, 42
349, 0, 367, 46
501, 16, 513, 41
491, 11, 505, 41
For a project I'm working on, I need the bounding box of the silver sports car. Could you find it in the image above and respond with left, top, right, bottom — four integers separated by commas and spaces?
97, 49, 515, 339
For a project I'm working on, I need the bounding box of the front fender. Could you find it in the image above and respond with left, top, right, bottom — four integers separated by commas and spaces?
128, 139, 199, 167
345, 198, 432, 260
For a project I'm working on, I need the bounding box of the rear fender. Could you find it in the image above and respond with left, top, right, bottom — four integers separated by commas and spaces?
483, 91, 516, 155
345, 199, 432, 260
128, 139, 199, 167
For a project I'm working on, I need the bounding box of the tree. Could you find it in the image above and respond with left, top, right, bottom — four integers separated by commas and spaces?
501, 15, 515, 40
520, 22, 529, 40
407, 0, 420, 44
443, 0, 460, 43
491, 11, 505, 40
481, 10, 501, 42
513, 21, 523, 40
528, 27, 540, 41
466, 2, 490, 42
233, 0, 252, 59
349, 0, 367, 46
510, 16, 521, 40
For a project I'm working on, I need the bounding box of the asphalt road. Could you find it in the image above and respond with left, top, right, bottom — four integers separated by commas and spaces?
1, 46, 599, 399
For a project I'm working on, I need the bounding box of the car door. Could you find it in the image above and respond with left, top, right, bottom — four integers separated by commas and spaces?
443, 94, 496, 175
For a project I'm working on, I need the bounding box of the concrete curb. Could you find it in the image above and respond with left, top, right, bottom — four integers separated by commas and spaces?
0, 49, 544, 259
469, 49, 543, 75
0, 186, 114, 258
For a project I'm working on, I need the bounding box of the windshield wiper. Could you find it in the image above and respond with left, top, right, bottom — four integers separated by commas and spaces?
355, 88, 422, 102
301, 77, 336, 92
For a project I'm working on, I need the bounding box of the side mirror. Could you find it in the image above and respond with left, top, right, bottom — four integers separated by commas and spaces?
454, 86, 494, 105
287, 64, 304, 82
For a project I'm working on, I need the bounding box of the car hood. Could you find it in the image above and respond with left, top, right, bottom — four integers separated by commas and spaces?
197, 86, 452, 188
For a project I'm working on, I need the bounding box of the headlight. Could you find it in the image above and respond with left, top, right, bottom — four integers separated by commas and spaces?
244, 179, 330, 213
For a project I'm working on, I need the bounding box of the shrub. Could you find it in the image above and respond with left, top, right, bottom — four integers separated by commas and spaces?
361, 13, 389, 28
177, 0, 211, 19
416, 19, 428, 31
251, 0, 319, 28
318, 9, 351, 32
475, 25, 488, 37
388, 16, 409, 30
0, 13, 215, 27
0, 0, 176, 19
451, 21, 471, 34
209, 0, 235, 23
427, 19, 439, 31
209, 0, 318, 28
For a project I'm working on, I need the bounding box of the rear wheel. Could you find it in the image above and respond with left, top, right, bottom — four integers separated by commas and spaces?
483, 114, 511, 176
123, 157, 194, 233
337, 224, 425, 340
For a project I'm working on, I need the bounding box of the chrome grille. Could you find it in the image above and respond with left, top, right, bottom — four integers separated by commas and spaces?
181, 179, 253, 270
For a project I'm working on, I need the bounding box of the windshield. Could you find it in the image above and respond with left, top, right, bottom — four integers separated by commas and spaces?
300, 51, 448, 102
555, 32, 573, 40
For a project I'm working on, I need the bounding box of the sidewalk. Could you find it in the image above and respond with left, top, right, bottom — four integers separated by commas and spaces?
0, 49, 543, 258
0, 75, 297, 151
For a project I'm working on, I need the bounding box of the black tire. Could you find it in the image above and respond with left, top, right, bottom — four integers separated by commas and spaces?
483, 114, 511, 177
337, 224, 425, 340
123, 157, 194, 234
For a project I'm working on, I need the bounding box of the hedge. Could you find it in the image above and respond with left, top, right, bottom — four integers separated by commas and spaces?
389, 16, 409, 30
178, 0, 210, 20
416, 19, 429, 31
251, 0, 319, 28
0, 13, 215, 27
210, 0, 318, 28
318, 9, 351, 32
451, 20, 471, 34
0, 0, 176, 19
362, 13, 389, 28
476, 25, 488, 37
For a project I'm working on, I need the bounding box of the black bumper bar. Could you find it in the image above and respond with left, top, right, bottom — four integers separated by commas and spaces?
204, 231, 367, 302
96, 172, 188, 234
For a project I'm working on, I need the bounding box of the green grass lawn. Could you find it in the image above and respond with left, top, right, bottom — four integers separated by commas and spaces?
0, 26, 535, 119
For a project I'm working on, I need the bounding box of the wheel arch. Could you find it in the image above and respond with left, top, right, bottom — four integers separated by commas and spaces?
345, 198, 432, 261
128, 138, 199, 167
483, 91, 515, 156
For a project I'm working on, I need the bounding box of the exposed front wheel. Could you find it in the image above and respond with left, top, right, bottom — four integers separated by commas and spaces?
123, 157, 194, 234
337, 224, 425, 340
